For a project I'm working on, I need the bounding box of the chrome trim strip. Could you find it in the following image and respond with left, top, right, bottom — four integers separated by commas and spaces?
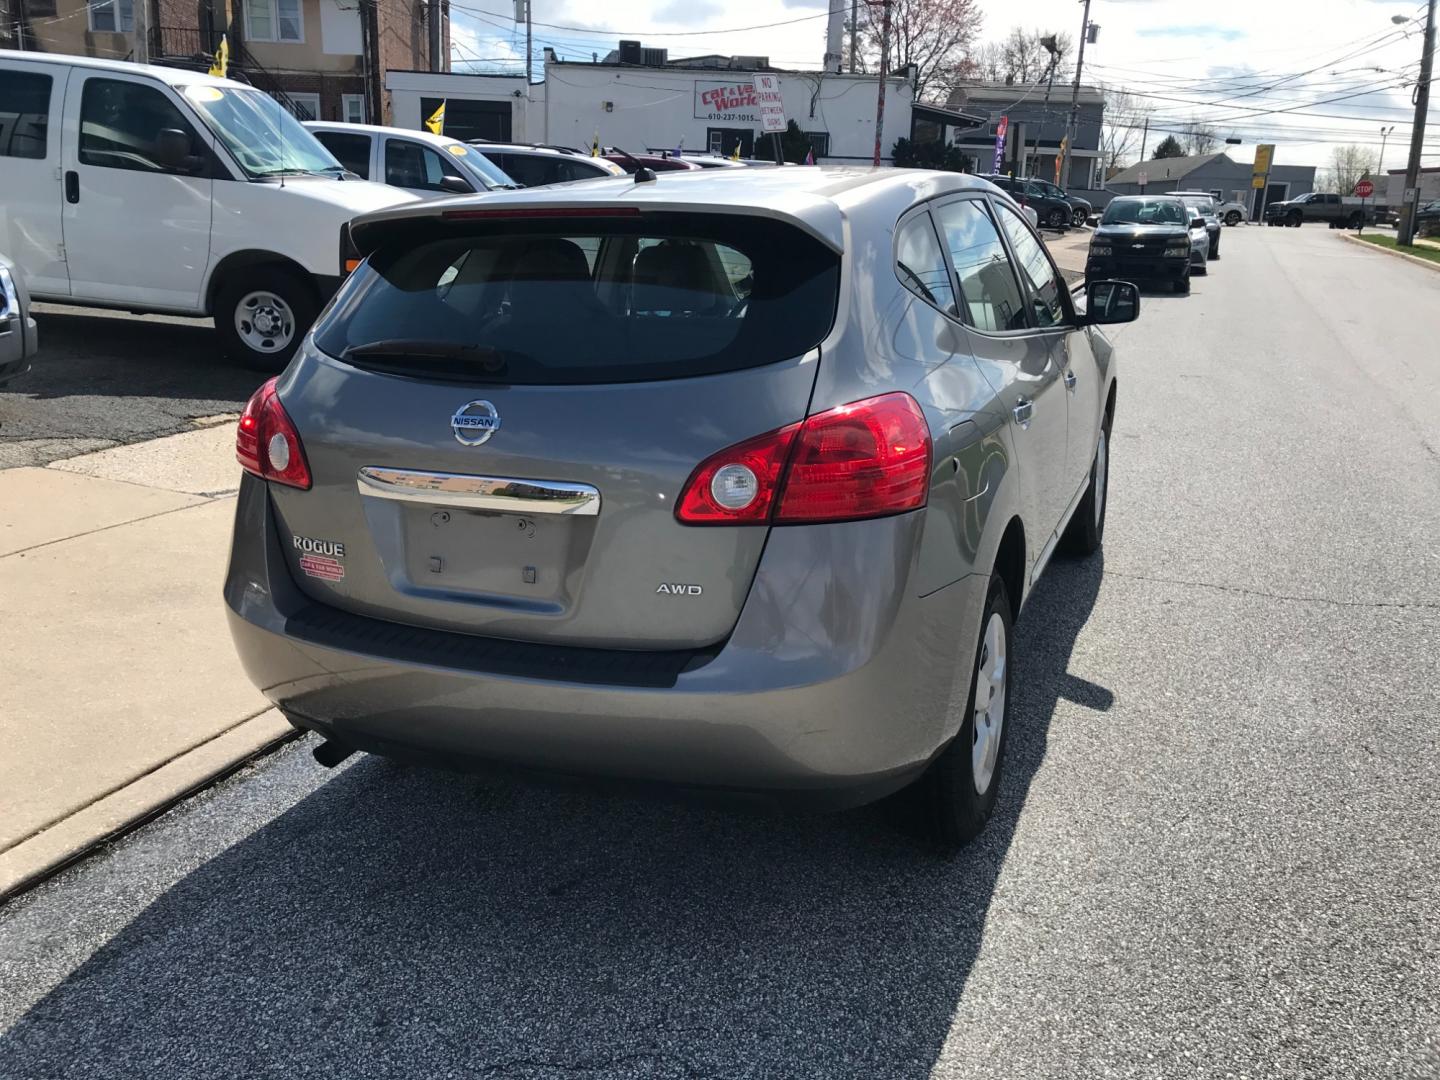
357, 467, 601, 516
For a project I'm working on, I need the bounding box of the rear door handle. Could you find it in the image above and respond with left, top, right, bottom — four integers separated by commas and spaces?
1063, 369, 1077, 391
64, 170, 79, 204
1012, 398, 1033, 429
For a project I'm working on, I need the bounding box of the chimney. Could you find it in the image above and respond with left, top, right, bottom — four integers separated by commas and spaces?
822, 0, 843, 73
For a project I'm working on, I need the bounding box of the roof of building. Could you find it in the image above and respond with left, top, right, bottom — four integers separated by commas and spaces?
912, 102, 987, 129
1107, 153, 1229, 186
948, 81, 1106, 109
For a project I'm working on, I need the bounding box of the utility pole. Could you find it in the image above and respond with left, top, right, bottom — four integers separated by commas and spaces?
428, 0, 440, 71
868, 0, 891, 166
525, 0, 533, 90
1060, 0, 1093, 190
849, 0, 858, 72
1397, 0, 1436, 246
133, 0, 150, 63
1138, 115, 1148, 162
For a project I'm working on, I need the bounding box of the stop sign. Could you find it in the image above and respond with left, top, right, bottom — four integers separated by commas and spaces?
1354, 179, 1375, 198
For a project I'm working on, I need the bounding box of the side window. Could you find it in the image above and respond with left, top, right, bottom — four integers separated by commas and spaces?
490, 153, 548, 187
79, 78, 201, 174
994, 203, 1066, 329
385, 139, 465, 191
316, 131, 371, 178
0, 70, 52, 159
894, 213, 957, 316
933, 199, 1027, 332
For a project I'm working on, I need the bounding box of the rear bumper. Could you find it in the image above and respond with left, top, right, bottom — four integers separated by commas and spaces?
225, 475, 986, 807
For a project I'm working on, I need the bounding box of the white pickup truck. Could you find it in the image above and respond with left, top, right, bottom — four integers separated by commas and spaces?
0, 51, 421, 369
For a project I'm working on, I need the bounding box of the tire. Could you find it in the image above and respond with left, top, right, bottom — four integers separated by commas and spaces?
215, 266, 319, 373
1208, 238, 1219, 259
1347, 212, 1363, 229
1225, 210, 1242, 226
1063, 422, 1109, 556
1287, 211, 1302, 227
921, 573, 1013, 849
1072, 207, 1089, 228
1046, 207, 1067, 229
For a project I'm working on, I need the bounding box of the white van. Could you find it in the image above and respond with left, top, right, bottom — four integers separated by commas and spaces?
0, 51, 422, 368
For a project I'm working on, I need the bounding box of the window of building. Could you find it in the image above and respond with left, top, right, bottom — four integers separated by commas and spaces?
341, 94, 366, 124
0, 71, 51, 159
89, 0, 133, 32
933, 199, 1027, 333
894, 213, 956, 317
993, 203, 1065, 328
283, 93, 320, 122
79, 78, 200, 174
245, 0, 303, 42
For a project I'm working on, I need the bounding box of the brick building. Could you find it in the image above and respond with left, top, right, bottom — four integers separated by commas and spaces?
5, 0, 447, 124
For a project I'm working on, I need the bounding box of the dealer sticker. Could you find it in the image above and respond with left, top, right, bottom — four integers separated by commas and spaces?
298, 554, 344, 581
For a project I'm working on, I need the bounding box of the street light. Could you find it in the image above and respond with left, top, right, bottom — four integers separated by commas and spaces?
1378, 124, 1395, 177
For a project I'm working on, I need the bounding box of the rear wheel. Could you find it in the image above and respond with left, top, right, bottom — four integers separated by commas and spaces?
1072, 207, 1089, 227
1225, 210, 1242, 226
922, 574, 1013, 849
1063, 424, 1109, 555
216, 267, 318, 373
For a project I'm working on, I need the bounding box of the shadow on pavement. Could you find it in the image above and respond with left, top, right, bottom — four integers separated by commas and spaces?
15, 308, 262, 405
0, 556, 1108, 1079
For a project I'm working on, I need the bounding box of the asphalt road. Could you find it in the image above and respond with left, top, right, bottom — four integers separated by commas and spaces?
0, 305, 264, 469
2, 227, 1438, 1079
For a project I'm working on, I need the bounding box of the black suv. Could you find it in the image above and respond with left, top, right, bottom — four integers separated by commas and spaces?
978, 173, 1075, 229
1086, 195, 1195, 295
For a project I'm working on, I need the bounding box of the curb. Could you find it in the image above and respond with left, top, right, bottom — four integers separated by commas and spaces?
0, 710, 298, 902
1336, 232, 1440, 274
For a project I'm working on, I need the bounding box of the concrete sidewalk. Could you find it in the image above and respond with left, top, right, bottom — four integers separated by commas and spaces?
0, 420, 292, 898
1044, 226, 1091, 284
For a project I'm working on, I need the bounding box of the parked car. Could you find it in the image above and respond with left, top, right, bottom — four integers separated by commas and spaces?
1169, 192, 1221, 259
1031, 177, 1094, 227
224, 168, 1135, 848
1212, 195, 1249, 226
467, 142, 626, 186
1413, 199, 1440, 238
1264, 191, 1375, 228
673, 154, 748, 168
305, 122, 518, 197
978, 173, 1075, 229
602, 151, 703, 173
0, 52, 422, 369
0, 254, 38, 385
1087, 195, 1198, 294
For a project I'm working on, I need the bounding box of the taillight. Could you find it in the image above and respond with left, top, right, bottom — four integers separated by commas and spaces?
236, 377, 312, 490
675, 392, 930, 526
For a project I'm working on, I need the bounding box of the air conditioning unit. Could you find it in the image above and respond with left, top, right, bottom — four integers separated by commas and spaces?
618, 40, 642, 65
641, 47, 668, 67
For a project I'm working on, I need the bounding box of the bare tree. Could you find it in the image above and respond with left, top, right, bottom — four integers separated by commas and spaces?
1320, 144, 1378, 193
851, 0, 985, 102
1099, 87, 1152, 175
1182, 119, 1219, 155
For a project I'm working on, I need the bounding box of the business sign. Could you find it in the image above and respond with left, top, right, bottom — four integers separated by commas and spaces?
1253, 144, 1275, 174
694, 80, 759, 122
754, 74, 786, 134
991, 115, 1009, 173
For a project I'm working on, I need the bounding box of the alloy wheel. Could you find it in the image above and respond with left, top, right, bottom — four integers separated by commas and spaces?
971, 612, 1007, 796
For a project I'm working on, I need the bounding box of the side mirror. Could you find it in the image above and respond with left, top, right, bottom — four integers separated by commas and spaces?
439, 175, 472, 194
154, 128, 200, 173
1191, 217, 1206, 229
1084, 280, 1140, 325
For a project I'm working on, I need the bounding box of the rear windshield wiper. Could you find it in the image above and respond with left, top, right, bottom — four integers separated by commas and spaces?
340, 340, 510, 380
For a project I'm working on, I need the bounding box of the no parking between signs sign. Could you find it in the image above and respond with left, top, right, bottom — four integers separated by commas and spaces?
754, 74, 786, 134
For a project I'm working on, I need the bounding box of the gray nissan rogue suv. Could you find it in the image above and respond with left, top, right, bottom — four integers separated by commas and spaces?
224, 168, 1136, 846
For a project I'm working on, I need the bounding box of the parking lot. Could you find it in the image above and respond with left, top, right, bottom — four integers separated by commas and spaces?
2, 224, 1437, 1078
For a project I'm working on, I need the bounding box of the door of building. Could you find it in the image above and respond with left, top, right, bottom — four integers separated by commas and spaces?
423, 98, 512, 143
706, 128, 753, 158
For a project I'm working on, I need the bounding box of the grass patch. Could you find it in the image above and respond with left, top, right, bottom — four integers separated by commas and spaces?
1354, 233, 1440, 265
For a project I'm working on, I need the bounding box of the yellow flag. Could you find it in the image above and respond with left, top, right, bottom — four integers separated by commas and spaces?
208, 35, 229, 79
591, 132, 600, 157
729, 142, 741, 161
425, 101, 446, 135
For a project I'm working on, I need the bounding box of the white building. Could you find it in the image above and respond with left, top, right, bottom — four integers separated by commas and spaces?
387, 48, 981, 164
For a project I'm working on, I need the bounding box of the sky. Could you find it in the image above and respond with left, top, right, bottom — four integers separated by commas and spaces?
448, 0, 1438, 170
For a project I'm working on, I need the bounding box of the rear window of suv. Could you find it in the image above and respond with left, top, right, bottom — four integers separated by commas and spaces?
315, 213, 840, 385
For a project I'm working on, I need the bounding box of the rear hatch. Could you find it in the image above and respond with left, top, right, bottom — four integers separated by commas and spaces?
268, 209, 840, 650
